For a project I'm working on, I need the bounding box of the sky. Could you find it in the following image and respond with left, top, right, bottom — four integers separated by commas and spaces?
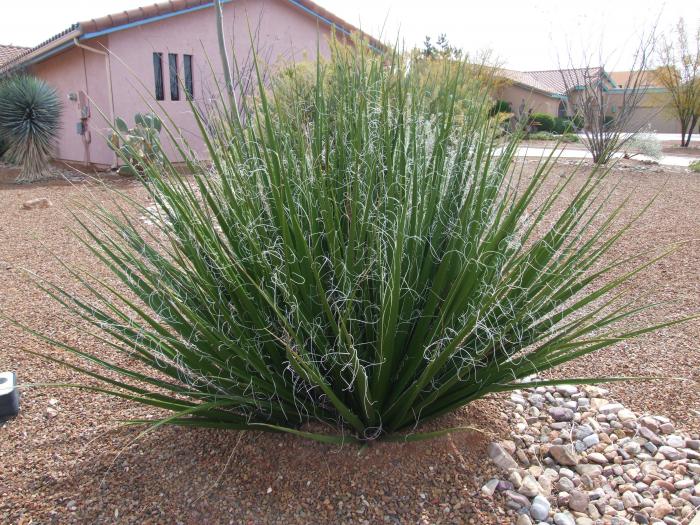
0, 0, 698, 70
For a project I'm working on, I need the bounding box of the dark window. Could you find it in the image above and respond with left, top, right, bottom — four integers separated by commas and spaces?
184, 54, 194, 100
168, 53, 179, 101
153, 52, 164, 101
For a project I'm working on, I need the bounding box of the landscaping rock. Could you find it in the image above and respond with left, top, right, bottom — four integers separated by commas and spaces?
481, 478, 499, 497
568, 490, 588, 512
549, 407, 575, 422
550, 445, 579, 466
529, 495, 550, 521
495, 378, 700, 525
518, 475, 542, 497
487, 442, 518, 470
21, 197, 52, 210
553, 511, 576, 525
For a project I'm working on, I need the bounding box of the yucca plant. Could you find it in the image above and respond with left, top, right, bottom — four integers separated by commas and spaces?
0, 75, 62, 183
21, 40, 686, 444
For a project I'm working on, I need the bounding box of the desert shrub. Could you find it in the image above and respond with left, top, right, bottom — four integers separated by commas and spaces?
528, 131, 556, 140
0, 75, 62, 182
570, 114, 584, 129
553, 117, 576, 134
689, 160, 700, 172
624, 131, 663, 160
489, 99, 512, 116
529, 112, 554, 132
528, 131, 579, 143
26, 40, 681, 443
108, 113, 165, 176
0, 135, 8, 159
603, 115, 616, 128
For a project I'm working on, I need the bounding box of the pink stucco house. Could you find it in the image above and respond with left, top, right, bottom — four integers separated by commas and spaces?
0, 0, 379, 168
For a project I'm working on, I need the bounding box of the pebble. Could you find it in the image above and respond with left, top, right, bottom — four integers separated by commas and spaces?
658, 446, 685, 461
549, 407, 575, 422
530, 495, 550, 521
518, 475, 542, 497
553, 511, 576, 525
517, 515, 533, 525
666, 435, 685, 448
487, 442, 519, 470
568, 489, 588, 512
582, 434, 599, 449
550, 445, 579, 466
599, 403, 624, 415
481, 478, 499, 497
506, 490, 531, 509
587, 452, 608, 464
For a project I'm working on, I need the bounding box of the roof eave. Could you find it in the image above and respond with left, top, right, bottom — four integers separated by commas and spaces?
0, 28, 82, 73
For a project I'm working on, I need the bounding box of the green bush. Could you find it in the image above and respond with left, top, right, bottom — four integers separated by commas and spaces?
553, 117, 576, 135
489, 99, 512, 116
528, 131, 556, 140
529, 112, 554, 132
0, 75, 62, 182
528, 131, 579, 143
0, 135, 8, 159
26, 40, 680, 443
689, 160, 700, 172
571, 114, 584, 129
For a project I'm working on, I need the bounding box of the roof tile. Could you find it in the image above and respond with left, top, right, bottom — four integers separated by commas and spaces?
0, 44, 29, 68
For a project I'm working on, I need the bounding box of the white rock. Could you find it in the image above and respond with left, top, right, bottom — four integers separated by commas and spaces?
516, 515, 533, 525
530, 495, 550, 521
666, 435, 685, 448
586, 452, 608, 464
658, 446, 685, 461
518, 475, 542, 497
481, 478, 499, 497
553, 511, 576, 525
487, 442, 519, 470
582, 434, 599, 449
598, 403, 624, 415
617, 409, 636, 422
559, 468, 575, 479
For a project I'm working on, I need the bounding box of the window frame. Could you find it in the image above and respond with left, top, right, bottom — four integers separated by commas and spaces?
168, 52, 179, 101
183, 54, 194, 101
153, 52, 164, 101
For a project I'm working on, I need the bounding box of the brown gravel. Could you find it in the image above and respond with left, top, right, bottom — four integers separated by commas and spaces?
0, 159, 698, 524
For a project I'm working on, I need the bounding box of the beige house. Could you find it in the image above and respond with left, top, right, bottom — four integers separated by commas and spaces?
495, 67, 678, 133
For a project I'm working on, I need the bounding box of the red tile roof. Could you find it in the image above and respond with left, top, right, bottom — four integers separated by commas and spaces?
0, 44, 28, 68
1, 0, 381, 72
499, 67, 612, 96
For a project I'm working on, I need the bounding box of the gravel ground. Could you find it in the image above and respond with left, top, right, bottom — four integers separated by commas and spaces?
0, 159, 698, 524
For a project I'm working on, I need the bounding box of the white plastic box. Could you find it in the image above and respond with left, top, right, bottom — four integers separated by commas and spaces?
0, 371, 20, 420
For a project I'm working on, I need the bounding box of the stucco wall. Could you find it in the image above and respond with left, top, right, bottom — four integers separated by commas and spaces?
497, 84, 562, 118
31, 0, 334, 166
606, 92, 679, 133
30, 38, 114, 165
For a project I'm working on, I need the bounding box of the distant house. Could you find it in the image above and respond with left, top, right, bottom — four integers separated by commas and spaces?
495, 66, 676, 133
0, 0, 379, 168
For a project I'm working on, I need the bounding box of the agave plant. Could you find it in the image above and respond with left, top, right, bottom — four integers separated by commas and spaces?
0, 75, 62, 183
22, 41, 686, 444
